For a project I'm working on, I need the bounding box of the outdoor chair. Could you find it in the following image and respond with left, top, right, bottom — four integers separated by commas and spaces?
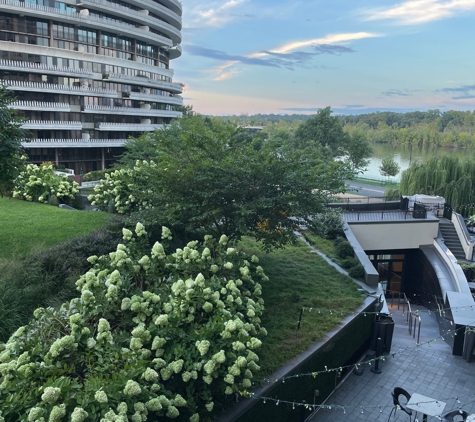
442, 410, 469, 421
388, 387, 413, 421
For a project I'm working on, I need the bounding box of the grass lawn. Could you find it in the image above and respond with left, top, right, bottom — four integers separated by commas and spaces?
238, 237, 364, 377
0, 196, 109, 259
353, 176, 400, 189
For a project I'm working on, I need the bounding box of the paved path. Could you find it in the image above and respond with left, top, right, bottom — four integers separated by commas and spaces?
346, 181, 387, 198
308, 303, 475, 421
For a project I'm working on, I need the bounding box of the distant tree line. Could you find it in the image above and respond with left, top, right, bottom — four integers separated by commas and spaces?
217, 109, 475, 148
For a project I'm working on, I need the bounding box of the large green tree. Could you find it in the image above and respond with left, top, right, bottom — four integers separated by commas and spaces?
0, 85, 28, 195
94, 115, 349, 249
292, 107, 372, 173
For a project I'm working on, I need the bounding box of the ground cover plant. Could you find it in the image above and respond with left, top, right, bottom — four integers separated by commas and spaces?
0, 196, 109, 259
0, 228, 122, 342
238, 237, 364, 376
0, 225, 267, 421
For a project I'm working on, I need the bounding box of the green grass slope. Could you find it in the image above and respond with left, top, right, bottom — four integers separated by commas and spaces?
0, 197, 109, 259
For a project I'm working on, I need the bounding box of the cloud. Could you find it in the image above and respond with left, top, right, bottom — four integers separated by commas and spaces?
365, 0, 475, 25
185, 32, 378, 81
250, 32, 379, 58
188, 0, 249, 27
381, 89, 420, 97
279, 107, 323, 112
438, 84, 475, 99
343, 104, 366, 109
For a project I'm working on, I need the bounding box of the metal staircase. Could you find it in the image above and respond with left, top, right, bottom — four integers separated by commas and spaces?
439, 220, 466, 260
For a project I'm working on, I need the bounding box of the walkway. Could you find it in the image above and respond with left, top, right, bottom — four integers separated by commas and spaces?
308, 303, 475, 421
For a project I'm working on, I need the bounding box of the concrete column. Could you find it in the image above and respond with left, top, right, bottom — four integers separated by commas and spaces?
101, 147, 105, 170
55, 148, 59, 166
49, 20, 53, 47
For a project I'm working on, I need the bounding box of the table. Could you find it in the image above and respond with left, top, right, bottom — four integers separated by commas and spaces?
407, 393, 446, 421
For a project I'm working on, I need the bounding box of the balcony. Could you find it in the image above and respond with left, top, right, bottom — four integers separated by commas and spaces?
96, 122, 164, 131
105, 73, 182, 94
77, 0, 181, 41
21, 138, 127, 148
21, 120, 83, 130
114, 0, 181, 28
0, 60, 93, 78
9, 101, 71, 112
124, 91, 183, 105
128, 0, 182, 18
84, 105, 181, 117
4, 80, 118, 98
0, 0, 173, 48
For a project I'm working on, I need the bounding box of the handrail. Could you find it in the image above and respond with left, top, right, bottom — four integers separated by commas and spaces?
385, 290, 408, 314
9, 101, 70, 109
408, 312, 422, 344
4, 80, 116, 95
0, 59, 92, 75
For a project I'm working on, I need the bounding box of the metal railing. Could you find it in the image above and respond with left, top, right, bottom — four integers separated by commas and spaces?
408, 312, 422, 344
385, 290, 409, 314
0, 59, 92, 76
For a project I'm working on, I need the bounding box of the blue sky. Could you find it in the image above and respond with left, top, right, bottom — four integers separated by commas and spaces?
173, 0, 475, 115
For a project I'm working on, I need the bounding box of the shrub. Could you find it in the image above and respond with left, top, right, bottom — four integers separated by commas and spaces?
82, 169, 111, 182
12, 161, 79, 205
348, 264, 365, 279
342, 257, 358, 269
0, 225, 267, 421
336, 240, 354, 259
311, 209, 344, 240
88, 161, 156, 214
333, 236, 346, 247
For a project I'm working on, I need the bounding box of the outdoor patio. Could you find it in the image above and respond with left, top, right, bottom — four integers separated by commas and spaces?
308, 302, 475, 421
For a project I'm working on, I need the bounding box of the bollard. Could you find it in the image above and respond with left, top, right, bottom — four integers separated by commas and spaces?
300, 400, 306, 422
371, 337, 382, 374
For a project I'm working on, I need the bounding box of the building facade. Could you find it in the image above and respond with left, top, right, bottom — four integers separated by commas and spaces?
0, 0, 183, 174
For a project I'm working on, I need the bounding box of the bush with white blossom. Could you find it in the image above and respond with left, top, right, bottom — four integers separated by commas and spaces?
12, 161, 79, 204
0, 224, 267, 421
88, 160, 156, 214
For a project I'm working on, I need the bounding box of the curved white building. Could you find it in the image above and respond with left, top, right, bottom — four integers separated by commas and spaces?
0, 0, 183, 173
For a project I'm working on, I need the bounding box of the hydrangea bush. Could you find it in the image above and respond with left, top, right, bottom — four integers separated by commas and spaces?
12, 160, 79, 204
0, 225, 267, 421
88, 161, 156, 214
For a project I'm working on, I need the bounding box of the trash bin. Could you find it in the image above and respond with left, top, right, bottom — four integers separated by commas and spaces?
370, 314, 395, 354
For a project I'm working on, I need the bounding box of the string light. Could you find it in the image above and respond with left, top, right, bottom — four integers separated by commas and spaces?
255, 318, 473, 386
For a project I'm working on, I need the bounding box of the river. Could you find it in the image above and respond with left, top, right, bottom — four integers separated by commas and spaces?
362, 143, 475, 181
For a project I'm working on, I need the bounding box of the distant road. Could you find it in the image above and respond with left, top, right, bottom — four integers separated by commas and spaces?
345, 181, 386, 198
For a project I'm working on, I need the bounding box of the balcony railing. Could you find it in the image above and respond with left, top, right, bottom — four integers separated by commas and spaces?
129, 0, 181, 27
21, 138, 127, 147
0, 0, 173, 47
4, 80, 118, 97
97, 122, 164, 131
84, 105, 181, 117
77, 0, 181, 42
105, 72, 182, 93
0, 60, 93, 77
125, 91, 183, 105
21, 120, 83, 130
9, 101, 71, 111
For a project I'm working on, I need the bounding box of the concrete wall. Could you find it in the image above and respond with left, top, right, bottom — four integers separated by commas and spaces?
347, 220, 439, 251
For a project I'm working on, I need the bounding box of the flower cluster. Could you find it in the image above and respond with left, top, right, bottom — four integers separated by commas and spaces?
0, 225, 267, 421
88, 160, 157, 214
12, 162, 79, 204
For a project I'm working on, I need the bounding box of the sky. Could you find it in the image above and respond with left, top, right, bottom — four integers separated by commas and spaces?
172, 0, 475, 116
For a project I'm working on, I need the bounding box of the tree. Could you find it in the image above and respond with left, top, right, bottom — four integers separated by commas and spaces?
292, 107, 372, 174
0, 85, 29, 195
379, 156, 400, 182
92, 115, 349, 250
